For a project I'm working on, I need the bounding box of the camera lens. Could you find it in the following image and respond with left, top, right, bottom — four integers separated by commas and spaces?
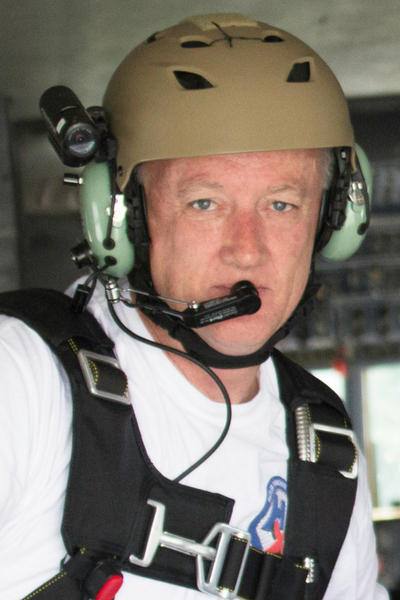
66, 123, 98, 157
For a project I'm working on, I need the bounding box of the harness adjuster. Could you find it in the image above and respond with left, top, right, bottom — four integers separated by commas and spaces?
309, 423, 358, 480
78, 349, 130, 405
129, 499, 251, 599
62, 552, 124, 600
197, 523, 251, 599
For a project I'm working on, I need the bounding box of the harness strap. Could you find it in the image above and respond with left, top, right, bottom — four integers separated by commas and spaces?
0, 288, 115, 350
272, 349, 358, 600
21, 551, 123, 600
23, 547, 308, 600
221, 545, 308, 600
125, 498, 308, 600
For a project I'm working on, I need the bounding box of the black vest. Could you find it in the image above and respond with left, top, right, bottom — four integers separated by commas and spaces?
0, 289, 358, 600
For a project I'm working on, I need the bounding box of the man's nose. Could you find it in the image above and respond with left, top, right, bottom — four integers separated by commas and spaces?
220, 210, 268, 269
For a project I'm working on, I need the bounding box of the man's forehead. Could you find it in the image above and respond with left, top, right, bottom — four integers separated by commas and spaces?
140, 148, 324, 185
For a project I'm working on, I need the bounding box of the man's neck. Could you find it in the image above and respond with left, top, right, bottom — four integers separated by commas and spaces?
138, 311, 260, 405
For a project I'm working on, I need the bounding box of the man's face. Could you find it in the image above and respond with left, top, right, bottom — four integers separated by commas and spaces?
142, 149, 324, 356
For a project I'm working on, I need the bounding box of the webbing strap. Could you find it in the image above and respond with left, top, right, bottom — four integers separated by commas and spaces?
126, 499, 308, 600
220, 543, 308, 600
272, 349, 358, 600
22, 552, 123, 600
22, 546, 307, 600
0, 289, 114, 351
22, 571, 81, 600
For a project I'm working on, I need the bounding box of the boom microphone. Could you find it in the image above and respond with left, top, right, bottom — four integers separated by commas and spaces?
181, 281, 261, 327
123, 280, 261, 328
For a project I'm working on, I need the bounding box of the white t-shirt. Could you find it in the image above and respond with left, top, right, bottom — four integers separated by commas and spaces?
0, 283, 388, 600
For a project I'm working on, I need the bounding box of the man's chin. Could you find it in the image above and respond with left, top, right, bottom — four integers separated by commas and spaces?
196, 317, 277, 358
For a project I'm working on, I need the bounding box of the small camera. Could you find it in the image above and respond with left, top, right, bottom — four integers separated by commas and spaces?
40, 86, 101, 167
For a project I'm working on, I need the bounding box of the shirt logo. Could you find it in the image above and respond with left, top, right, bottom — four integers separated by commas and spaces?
248, 476, 287, 554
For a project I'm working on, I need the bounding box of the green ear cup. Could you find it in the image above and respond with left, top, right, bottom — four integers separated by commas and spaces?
79, 162, 135, 278
319, 144, 372, 262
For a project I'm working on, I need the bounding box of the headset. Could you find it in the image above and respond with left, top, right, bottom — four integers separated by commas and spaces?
40, 85, 372, 282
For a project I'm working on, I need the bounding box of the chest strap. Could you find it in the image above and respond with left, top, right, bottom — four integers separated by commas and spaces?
0, 290, 356, 600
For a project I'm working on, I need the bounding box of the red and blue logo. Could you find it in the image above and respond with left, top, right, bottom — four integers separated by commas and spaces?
248, 476, 287, 554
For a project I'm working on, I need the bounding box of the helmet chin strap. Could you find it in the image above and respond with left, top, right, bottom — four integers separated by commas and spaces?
128, 265, 320, 369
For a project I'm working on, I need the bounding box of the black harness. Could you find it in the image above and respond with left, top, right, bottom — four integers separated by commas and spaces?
0, 289, 358, 600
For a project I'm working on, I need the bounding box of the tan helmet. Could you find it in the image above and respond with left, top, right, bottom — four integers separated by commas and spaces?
103, 13, 355, 190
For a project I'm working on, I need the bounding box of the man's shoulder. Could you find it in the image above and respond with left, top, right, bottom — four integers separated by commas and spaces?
0, 309, 50, 354
0, 288, 81, 402
0, 298, 73, 449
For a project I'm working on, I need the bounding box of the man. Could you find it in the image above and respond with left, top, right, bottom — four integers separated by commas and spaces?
0, 13, 387, 600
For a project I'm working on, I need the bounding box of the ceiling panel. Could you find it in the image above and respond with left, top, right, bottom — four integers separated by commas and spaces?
1, 0, 400, 121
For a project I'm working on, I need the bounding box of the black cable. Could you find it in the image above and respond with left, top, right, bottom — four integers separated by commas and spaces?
106, 299, 232, 482
71, 266, 111, 314
70, 272, 99, 314
211, 22, 233, 47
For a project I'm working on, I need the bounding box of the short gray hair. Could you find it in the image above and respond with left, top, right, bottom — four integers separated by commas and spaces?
321, 148, 335, 189
135, 148, 336, 189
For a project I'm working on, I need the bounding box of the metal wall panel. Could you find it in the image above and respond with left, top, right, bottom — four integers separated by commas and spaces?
0, 97, 19, 291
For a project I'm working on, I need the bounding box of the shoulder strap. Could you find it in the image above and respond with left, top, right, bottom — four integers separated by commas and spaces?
272, 348, 358, 600
0, 288, 114, 351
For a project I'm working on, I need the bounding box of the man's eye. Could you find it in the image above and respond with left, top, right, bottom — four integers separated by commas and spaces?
191, 199, 214, 211
272, 201, 291, 212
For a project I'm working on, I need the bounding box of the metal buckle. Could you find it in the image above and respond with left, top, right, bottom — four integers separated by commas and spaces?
129, 500, 251, 599
309, 423, 358, 479
197, 523, 251, 599
77, 349, 130, 405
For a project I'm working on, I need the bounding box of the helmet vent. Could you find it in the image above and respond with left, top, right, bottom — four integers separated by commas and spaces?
173, 70, 214, 90
146, 32, 159, 44
287, 61, 311, 82
181, 40, 211, 48
262, 35, 284, 43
